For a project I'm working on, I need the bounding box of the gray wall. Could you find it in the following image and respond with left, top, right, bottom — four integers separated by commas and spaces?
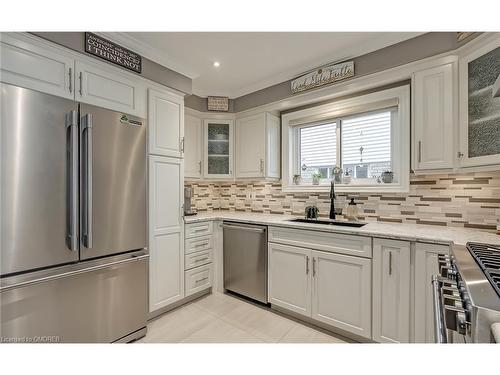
32, 32, 192, 95
187, 32, 480, 113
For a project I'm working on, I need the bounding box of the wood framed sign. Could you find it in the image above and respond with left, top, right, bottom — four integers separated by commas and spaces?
291, 61, 354, 94
207, 96, 229, 112
85, 32, 142, 73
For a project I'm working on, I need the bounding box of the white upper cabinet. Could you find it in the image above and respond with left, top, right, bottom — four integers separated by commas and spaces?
412, 59, 457, 171
311, 250, 372, 339
148, 156, 184, 312
235, 112, 280, 179
0, 33, 74, 99
204, 119, 234, 179
414, 242, 450, 343
372, 238, 411, 343
184, 113, 203, 178
75, 60, 146, 117
148, 88, 184, 158
458, 36, 500, 168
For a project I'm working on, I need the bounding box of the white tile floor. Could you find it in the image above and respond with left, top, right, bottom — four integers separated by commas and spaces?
137, 292, 349, 343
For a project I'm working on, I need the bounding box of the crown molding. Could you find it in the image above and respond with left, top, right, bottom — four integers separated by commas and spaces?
97, 32, 193, 79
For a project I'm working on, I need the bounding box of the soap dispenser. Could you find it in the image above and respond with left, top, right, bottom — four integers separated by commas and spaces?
346, 198, 358, 221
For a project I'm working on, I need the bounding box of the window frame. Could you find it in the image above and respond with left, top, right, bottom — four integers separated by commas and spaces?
282, 85, 410, 193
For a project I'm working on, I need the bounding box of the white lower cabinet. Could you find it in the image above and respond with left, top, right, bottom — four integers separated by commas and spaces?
184, 222, 214, 297
269, 243, 311, 316
269, 241, 371, 339
312, 250, 372, 339
149, 232, 184, 311
148, 156, 184, 312
414, 242, 450, 343
372, 238, 411, 343
185, 263, 213, 297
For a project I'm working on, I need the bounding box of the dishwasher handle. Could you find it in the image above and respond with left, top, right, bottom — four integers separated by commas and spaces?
221, 223, 266, 233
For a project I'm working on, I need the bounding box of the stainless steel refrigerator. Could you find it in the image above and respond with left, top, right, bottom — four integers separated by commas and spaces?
0, 83, 148, 343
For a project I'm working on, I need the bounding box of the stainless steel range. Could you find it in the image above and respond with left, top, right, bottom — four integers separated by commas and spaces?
433, 242, 500, 343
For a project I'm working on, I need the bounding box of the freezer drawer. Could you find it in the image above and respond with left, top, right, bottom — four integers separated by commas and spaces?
0, 252, 148, 343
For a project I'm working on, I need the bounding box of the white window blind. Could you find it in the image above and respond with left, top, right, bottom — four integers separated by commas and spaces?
299, 122, 336, 173
341, 110, 392, 178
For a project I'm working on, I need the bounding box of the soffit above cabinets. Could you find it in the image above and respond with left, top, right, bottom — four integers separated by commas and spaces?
101, 32, 423, 99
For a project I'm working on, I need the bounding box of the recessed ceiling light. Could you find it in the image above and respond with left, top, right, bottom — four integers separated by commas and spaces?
213, 61, 220, 68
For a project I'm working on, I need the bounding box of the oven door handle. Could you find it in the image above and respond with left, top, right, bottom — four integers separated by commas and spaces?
432, 275, 448, 343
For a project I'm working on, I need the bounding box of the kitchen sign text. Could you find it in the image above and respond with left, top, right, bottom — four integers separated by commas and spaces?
85, 33, 142, 73
291, 61, 354, 94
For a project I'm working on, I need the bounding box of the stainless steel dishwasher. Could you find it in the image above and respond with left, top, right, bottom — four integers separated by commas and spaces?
222, 221, 268, 304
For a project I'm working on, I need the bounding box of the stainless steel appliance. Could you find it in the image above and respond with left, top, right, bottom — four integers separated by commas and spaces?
184, 186, 196, 216
222, 222, 268, 304
0, 83, 148, 343
432, 242, 500, 343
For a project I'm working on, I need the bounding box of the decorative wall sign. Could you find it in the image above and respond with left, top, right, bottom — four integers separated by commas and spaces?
291, 61, 354, 94
207, 96, 229, 112
85, 32, 142, 73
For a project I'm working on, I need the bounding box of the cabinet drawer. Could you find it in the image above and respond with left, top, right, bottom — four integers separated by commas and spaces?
185, 264, 212, 297
185, 249, 213, 270
185, 235, 213, 255
185, 222, 213, 239
269, 226, 372, 258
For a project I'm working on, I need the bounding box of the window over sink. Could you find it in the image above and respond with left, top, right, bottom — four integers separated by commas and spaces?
282, 85, 410, 192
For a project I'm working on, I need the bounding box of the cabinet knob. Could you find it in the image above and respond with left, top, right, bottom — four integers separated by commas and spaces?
457, 151, 464, 158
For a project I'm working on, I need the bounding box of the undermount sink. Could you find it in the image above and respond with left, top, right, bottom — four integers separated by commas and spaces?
288, 218, 367, 228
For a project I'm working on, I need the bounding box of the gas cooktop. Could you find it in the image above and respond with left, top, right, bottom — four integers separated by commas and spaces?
467, 242, 500, 298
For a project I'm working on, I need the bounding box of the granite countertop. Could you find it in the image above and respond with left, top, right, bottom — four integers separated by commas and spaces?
184, 211, 500, 246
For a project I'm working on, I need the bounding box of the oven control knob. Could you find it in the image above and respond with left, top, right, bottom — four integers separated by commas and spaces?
444, 306, 469, 336
440, 266, 457, 280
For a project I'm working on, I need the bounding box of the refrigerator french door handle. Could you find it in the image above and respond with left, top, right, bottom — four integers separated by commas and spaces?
81, 113, 93, 249
66, 110, 79, 251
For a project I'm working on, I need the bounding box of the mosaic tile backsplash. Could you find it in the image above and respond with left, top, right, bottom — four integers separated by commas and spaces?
185, 171, 500, 231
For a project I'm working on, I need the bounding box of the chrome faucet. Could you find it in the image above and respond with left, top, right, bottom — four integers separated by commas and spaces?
329, 180, 336, 220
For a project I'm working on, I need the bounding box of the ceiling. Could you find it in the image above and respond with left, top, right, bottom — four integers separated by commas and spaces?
106, 32, 423, 98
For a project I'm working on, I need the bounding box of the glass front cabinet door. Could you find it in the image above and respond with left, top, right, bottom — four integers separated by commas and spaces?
459, 37, 500, 168
203, 119, 234, 178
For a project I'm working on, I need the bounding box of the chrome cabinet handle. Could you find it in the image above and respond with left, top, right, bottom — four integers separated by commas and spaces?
79, 72, 83, 96
193, 241, 209, 248
68, 67, 72, 93
389, 251, 393, 276
195, 277, 209, 285
193, 257, 209, 263
306, 256, 309, 275
312, 257, 316, 277
418, 141, 422, 163
260, 158, 264, 174
66, 110, 79, 251
198, 160, 202, 174
81, 114, 93, 249
180, 137, 185, 153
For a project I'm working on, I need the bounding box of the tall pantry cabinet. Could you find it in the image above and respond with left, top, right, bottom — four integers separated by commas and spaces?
148, 88, 186, 314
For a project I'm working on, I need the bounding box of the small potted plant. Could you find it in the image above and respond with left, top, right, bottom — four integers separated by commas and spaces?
381, 170, 394, 183
293, 174, 302, 185
342, 169, 352, 184
311, 171, 322, 185
332, 165, 343, 184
